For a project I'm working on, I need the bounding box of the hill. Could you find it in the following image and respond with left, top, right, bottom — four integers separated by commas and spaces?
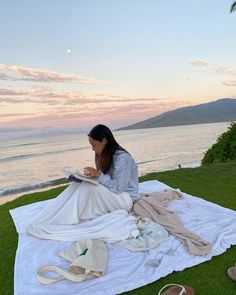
117, 98, 236, 130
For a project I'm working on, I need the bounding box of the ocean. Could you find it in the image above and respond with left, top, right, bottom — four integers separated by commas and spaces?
0, 122, 230, 199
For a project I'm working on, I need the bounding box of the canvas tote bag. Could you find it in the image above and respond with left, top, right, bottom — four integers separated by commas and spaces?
37, 239, 108, 284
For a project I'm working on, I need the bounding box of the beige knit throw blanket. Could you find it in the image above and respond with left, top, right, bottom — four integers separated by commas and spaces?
132, 189, 212, 256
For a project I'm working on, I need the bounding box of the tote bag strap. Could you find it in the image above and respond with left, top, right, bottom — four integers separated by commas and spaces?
37, 265, 93, 284
158, 284, 186, 295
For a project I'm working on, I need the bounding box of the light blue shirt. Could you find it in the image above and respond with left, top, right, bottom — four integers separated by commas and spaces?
97, 150, 139, 200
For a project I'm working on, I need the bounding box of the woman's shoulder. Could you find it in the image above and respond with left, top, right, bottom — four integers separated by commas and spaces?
114, 149, 135, 163
114, 149, 128, 157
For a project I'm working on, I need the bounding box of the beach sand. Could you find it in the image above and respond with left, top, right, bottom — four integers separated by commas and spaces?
0, 194, 21, 205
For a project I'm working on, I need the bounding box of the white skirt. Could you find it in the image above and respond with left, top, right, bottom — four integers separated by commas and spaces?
28, 181, 133, 225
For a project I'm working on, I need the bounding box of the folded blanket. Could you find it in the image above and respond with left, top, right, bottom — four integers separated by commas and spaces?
133, 189, 212, 255
116, 217, 168, 251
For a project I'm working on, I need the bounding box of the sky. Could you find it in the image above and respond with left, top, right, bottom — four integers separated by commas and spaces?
0, 0, 236, 139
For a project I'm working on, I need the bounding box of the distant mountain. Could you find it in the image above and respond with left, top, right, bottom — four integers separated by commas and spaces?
117, 98, 236, 131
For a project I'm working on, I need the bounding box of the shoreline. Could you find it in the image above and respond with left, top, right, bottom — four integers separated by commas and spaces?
0, 183, 67, 206
1, 122, 225, 207
0, 163, 201, 206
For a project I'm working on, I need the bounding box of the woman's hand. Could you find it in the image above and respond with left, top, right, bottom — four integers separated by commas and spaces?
83, 167, 100, 178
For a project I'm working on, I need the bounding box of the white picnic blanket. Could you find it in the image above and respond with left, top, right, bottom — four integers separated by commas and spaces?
10, 180, 236, 295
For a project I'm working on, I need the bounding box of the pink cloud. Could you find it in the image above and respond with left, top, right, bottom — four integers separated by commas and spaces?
0, 98, 187, 129
0, 113, 34, 118
0, 87, 29, 95
188, 59, 236, 76
222, 80, 236, 86
188, 59, 236, 87
0, 64, 105, 85
0, 83, 197, 130
0, 86, 173, 106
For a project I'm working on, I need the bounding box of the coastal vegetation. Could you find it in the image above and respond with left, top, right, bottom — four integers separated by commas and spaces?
230, 1, 236, 12
1, 161, 236, 294
202, 122, 236, 164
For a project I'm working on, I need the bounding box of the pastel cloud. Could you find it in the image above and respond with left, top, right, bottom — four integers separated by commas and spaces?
188, 59, 236, 74
0, 64, 105, 85
100, 59, 115, 66
0, 60, 194, 130
188, 59, 236, 87
1, 96, 190, 130
0, 86, 169, 106
0, 113, 34, 118
0, 127, 34, 132
0, 111, 98, 129
0, 61, 185, 130
0, 87, 29, 96
222, 80, 236, 86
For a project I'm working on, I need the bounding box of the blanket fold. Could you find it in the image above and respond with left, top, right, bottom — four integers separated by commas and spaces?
132, 189, 212, 256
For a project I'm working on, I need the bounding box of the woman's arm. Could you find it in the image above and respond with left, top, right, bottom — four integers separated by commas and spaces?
97, 153, 131, 194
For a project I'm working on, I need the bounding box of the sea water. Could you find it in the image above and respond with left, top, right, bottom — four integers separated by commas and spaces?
0, 122, 230, 198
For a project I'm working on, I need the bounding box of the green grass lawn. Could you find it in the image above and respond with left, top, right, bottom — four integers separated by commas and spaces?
1, 162, 236, 295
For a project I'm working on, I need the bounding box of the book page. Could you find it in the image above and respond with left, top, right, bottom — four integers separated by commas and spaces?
63, 168, 99, 185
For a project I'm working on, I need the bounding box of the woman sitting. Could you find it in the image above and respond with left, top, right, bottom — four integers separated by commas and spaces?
28, 124, 139, 226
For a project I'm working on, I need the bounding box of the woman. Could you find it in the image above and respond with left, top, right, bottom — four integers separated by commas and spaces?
27, 125, 139, 233
84, 124, 139, 203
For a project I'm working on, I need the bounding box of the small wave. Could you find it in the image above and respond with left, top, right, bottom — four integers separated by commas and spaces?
181, 162, 201, 168
0, 178, 67, 197
0, 142, 40, 149
137, 160, 156, 165
0, 153, 36, 163
0, 138, 77, 149
0, 146, 89, 163
12, 142, 40, 147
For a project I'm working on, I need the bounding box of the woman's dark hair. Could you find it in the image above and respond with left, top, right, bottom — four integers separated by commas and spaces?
88, 124, 127, 173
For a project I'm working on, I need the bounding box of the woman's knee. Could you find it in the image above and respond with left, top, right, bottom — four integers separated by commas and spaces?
80, 181, 101, 195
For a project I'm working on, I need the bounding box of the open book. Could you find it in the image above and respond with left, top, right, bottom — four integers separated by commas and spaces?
64, 168, 99, 185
